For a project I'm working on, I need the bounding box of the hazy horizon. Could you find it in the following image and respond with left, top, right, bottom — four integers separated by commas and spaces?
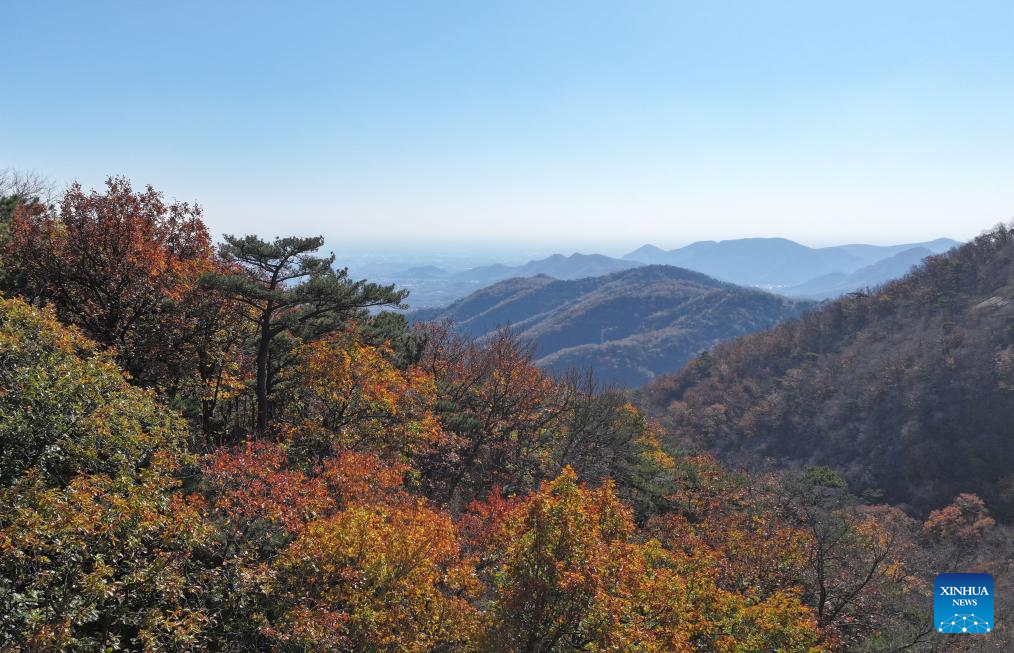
322, 232, 967, 269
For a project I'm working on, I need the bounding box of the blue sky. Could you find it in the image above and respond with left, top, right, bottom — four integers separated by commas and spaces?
3, 1, 1013, 248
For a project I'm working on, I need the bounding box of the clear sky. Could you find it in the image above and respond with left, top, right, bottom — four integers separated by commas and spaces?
3, 1, 1013, 248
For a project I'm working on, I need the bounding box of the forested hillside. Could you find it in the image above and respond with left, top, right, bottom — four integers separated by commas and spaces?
639, 224, 1014, 521
0, 175, 1009, 651
415, 266, 812, 386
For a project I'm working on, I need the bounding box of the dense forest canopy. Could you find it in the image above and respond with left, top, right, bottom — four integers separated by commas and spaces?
0, 175, 1009, 651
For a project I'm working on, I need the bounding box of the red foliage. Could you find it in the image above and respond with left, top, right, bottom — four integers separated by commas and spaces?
7, 177, 226, 385
923, 493, 996, 542
203, 441, 332, 534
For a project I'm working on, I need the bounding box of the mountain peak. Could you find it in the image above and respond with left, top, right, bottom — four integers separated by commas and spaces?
625, 243, 667, 257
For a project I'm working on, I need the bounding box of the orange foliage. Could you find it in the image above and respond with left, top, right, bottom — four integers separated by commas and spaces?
651, 456, 810, 599
202, 442, 416, 539
470, 468, 821, 652
281, 328, 447, 460
319, 449, 411, 505
922, 492, 996, 542
268, 483, 479, 650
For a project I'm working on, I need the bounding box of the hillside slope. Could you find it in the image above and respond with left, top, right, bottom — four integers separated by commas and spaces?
637, 226, 1014, 519
414, 266, 812, 387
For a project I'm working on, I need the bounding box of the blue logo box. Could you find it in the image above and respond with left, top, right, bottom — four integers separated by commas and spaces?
934, 573, 994, 634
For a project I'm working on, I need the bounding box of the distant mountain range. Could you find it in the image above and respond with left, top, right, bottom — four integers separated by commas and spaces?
412, 266, 813, 387
779, 246, 933, 299
382, 237, 960, 309
622, 237, 959, 290
449, 252, 640, 284
380, 253, 642, 308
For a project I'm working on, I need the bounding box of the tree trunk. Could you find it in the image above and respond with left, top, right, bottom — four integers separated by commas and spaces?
255, 314, 272, 436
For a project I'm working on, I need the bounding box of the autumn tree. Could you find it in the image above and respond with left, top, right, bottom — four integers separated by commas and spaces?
199, 440, 477, 651
202, 442, 333, 556
0, 169, 52, 240
200, 443, 412, 559
0, 169, 52, 294
203, 235, 406, 434
646, 455, 810, 602
470, 468, 821, 652
780, 467, 922, 649
270, 498, 479, 651
474, 468, 644, 651
278, 328, 446, 462
6, 177, 223, 387
553, 371, 675, 517
0, 169, 52, 201
922, 493, 996, 542
411, 324, 679, 509
415, 323, 564, 504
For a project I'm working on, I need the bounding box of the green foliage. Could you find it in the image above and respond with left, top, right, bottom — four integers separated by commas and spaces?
803, 466, 848, 490
0, 463, 212, 651
208, 235, 408, 338
0, 296, 186, 487
203, 234, 407, 433
360, 310, 428, 367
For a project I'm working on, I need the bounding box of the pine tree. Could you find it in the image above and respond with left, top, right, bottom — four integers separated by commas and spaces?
203, 234, 406, 434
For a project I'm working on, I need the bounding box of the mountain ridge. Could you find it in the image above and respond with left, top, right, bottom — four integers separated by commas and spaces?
382, 237, 961, 310
781, 246, 935, 299
413, 265, 813, 387
622, 237, 959, 288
